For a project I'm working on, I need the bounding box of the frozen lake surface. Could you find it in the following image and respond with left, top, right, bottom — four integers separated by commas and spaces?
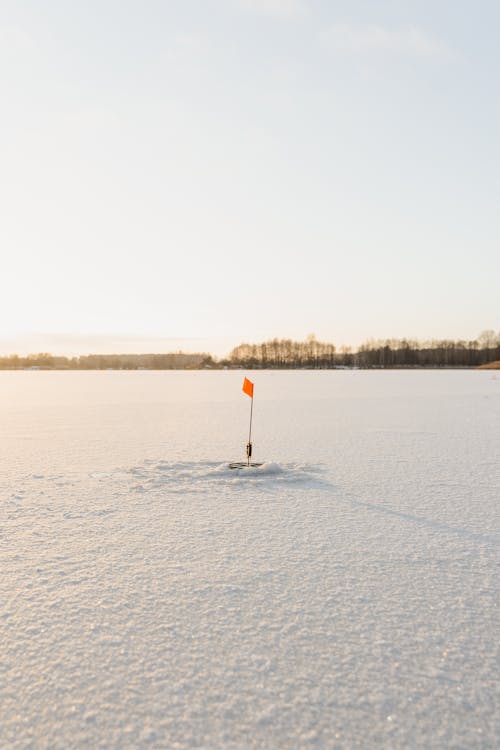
1, 370, 499, 749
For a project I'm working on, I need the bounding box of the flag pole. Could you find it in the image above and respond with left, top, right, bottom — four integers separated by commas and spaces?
246, 395, 253, 466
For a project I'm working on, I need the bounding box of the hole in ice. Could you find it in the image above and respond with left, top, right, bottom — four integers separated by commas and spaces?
128, 460, 329, 493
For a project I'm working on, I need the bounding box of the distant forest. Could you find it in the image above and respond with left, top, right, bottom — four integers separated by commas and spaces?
1, 331, 499, 370
227, 332, 500, 369
0, 352, 212, 370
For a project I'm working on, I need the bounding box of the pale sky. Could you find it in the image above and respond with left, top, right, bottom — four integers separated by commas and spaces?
1, 0, 499, 356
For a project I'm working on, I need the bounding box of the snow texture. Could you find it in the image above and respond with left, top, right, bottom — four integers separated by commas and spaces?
1, 370, 499, 749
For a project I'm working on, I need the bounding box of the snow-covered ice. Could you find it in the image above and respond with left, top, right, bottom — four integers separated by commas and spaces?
1, 370, 498, 748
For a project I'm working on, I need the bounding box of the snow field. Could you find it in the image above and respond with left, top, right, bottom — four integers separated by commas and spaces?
1, 371, 498, 748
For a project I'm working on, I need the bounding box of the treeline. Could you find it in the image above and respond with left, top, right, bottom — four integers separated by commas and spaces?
227, 332, 500, 369
0, 352, 213, 370
2, 331, 499, 370
351, 337, 500, 368
228, 337, 336, 368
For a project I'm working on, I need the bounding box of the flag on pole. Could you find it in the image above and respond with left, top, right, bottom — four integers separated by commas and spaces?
242, 377, 254, 398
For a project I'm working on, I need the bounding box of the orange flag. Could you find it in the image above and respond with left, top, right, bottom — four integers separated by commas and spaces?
242, 377, 254, 398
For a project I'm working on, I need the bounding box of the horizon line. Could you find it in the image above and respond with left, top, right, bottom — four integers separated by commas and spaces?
1, 330, 499, 362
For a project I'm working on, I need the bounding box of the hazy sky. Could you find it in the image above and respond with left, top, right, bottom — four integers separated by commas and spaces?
1, 0, 499, 355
